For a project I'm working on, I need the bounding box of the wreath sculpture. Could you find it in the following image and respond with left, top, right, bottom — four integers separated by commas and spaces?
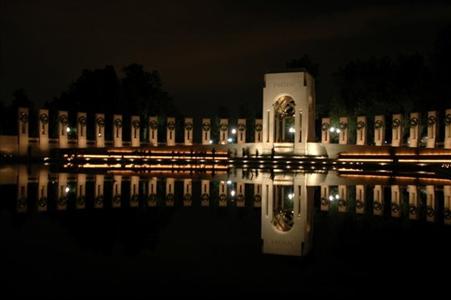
392, 118, 401, 129
132, 119, 140, 129
356, 120, 366, 130
219, 193, 227, 201
19, 112, 28, 124
409, 117, 418, 127
238, 124, 246, 131
321, 123, 330, 132
426, 206, 435, 217
255, 124, 263, 132
374, 119, 384, 129
149, 120, 158, 130
114, 118, 122, 128
202, 122, 210, 131
427, 115, 436, 127
391, 203, 400, 214
167, 121, 176, 130
96, 117, 105, 127
184, 122, 193, 130
220, 124, 228, 131
77, 196, 86, 206
355, 200, 364, 209
201, 193, 210, 201
39, 113, 49, 125
373, 201, 383, 211
37, 197, 47, 208
254, 194, 262, 203
320, 197, 329, 206
78, 115, 87, 126
339, 122, 347, 130
445, 114, 451, 125
166, 193, 175, 201
59, 114, 68, 126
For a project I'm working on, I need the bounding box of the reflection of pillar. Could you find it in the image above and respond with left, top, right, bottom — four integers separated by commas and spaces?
355, 185, 366, 214
408, 185, 419, 220
57, 173, 68, 211
112, 175, 122, 208
444, 186, 451, 225
338, 117, 348, 145
165, 178, 175, 206
77, 112, 87, 148
356, 116, 367, 145
219, 180, 228, 207
201, 118, 211, 145
254, 184, 262, 208
39, 109, 49, 153
261, 182, 273, 220
201, 179, 210, 207
373, 185, 383, 216
391, 185, 401, 218
94, 175, 104, 209
76, 174, 86, 209
321, 117, 330, 144
113, 114, 123, 148
444, 109, 451, 149
374, 115, 385, 146
426, 111, 437, 148
236, 182, 245, 207
147, 177, 158, 207
219, 119, 228, 144
392, 114, 403, 147
338, 185, 348, 213
131, 115, 140, 147
166, 117, 176, 146
237, 118, 246, 144
426, 185, 436, 222
320, 185, 330, 211
37, 168, 48, 212
18, 107, 29, 156
17, 165, 28, 213
183, 179, 192, 207
148, 117, 158, 147
95, 113, 105, 148
255, 119, 263, 143
408, 112, 420, 148
184, 118, 193, 146
58, 111, 69, 149
130, 176, 139, 207
281, 118, 286, 141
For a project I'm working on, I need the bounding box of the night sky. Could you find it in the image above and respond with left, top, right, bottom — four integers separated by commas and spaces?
1, 0, 450, 116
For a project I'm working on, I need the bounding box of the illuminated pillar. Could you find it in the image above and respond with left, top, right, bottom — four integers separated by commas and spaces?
356, 116, 367, 145
95, 113, 105, 148
236, 181, 245, 207
58, 111, 69, 149
338, 117, 348, 145
426, 111, 438, 148
219, 119, 228, 144
131, 115, 140, 147
165, 178, 175, 206
17, 165, 28, 213
77, 112, 87, 148
18, 107, 29, 156
373, 185, 383, 216
391, 185, 401, 218
374, 115, 385, 146
444, 109, 451, 149
147, 177, 158, 207
183, 179, 192, 207
112, 175, 122, 208
254, 184, 262, 208
148, 116, 158, 147
408, 112, 420, 148
338, 185, 348, 213
444, 186, 451, 225
320, 185, 330, 211
426, 185, 436, 222
201, 179, 210, 207
321, 117, 330, 144
38, 109, 49, 153
184, 118, 193, 146
113, 114, 123, 148
237, 118, 246, 144
130, 175, 139, 207
166, 117, 176, 146
261, 182, 274, 224
94, 175, 104, 209
408, 185, 419, 220
201, 118, 211, 145
37, 168, 48, 212
56, 173, 68, 211
255, 119, 263, 143
219, 180, 228, 207
392, 114, 403, 147
76, 174, 86, 209
355, 185, 366, 214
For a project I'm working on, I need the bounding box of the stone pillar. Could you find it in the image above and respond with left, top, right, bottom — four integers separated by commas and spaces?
444, 109, 451, 149
183, 179, 192, 207
426, 185, 436, 222
236, 181, 245, 207
391, 185, 401, 218
219, 180, 228, 207
408, 112, 420, 148
112, 175, 122, 208
18, 107, 29, 156
17, 165, 28, 213
77, 112, 87, 148
201, 118, 211, 145
76, 174, 86, 209
355, 185, 366, 214
237, 118, 246, 144
408, 185, 419, 220
392, 114, 403, 147
148, 117, 158, 147
201, 179, 210, 207
95, 113, 105, 148
254, 184, 262, 208
426, 111, 438, 148
113, 114, 123, 148
56, 173, 68, 211
165, 178, 175, 206
147, 177, 158, 207
38, 109, 49, 153
130, 176, 139, 207
444, 186, 451, 225
166, 117, 176, 146
37, 168, 48, 212
255, 119, 263, 143
338, 117, 348, 145
219, 118, 228, 144
131, 115, 140, 147
184, 118, 193, 146
321, 117, 330, 144
374, 115, 385, 146
320, 185, 330, 211
338, 185, 348, 213
94, 175, 104, 209
58, 111, 69, 149
373, 185, 383, 216
356, 116, 367, 145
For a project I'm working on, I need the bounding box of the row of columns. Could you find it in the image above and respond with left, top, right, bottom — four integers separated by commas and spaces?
321, 110, 451, 148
